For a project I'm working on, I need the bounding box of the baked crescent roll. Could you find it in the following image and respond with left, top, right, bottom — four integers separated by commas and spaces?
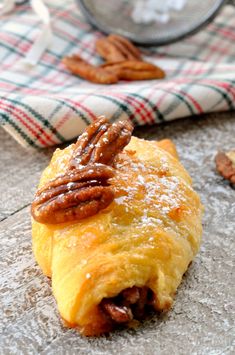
31, 118, 203, 336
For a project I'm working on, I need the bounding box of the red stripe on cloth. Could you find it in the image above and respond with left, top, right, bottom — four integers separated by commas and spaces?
53, 110, 73, 132
0, 84, 53, 96
39, 74, 71, 88
177, 90, 203, 114
204, 41, 232, 62
155, 82, 177, 108
0, 101, 57, 146
1, 33, 32, 55
112, 92, 154, 124
202, 79, 235, 98
143, 85, 166, 124
209, 24, 235, 41
65, 97, 97, 121
53, 7, 92, 31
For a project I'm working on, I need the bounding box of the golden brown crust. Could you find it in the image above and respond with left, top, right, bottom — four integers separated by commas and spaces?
156, 139, 179, 159
31, 127, 203, 337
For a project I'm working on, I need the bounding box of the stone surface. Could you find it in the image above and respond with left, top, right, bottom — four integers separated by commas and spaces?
0, 130, 53, 221
0, 112, 235, 355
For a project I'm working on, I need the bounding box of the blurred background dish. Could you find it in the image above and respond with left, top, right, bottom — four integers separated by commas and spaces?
77, 0, 227, 45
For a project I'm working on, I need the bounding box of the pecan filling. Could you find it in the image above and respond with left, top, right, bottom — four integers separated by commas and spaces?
100, 286, 155, 325
31, 118, 133, 224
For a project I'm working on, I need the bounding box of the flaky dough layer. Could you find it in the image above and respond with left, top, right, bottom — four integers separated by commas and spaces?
32, 137, 203, 335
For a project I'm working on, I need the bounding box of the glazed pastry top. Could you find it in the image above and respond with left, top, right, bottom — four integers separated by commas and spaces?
32, 135, 203, 332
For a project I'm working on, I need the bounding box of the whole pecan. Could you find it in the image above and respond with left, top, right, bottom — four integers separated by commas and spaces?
101, 60, 165, 81
70, 117, 133, 168
96, 34, 141, 62
96, 38, 127, 62
215, 150, 235, 184
32, 118, 133, 224
62, 55, 118, 84
63, 34, 165, 84
108, 34, 141, 61
31, 165, 115, 224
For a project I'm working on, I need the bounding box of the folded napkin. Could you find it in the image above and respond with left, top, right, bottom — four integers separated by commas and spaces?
0, 0, 235, 148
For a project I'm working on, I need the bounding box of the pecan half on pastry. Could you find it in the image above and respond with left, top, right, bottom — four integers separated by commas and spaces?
70, 117, 134, 168
62, 55, 118, 84
31, 165, 115, 224
96, 34, 141, 62
215, 150, 235, 184
32, 117, 133, 224
101, 60, 165, 81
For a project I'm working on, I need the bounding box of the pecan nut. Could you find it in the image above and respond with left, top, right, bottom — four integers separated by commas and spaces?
31, 165, 115, 224
70, 117, 133, 168
215, 150, 235, 184
100, 299, 133, 323
63, 34, 165, 84
108, 34, 141, 61
32, 118, 133, 224
100, 286, 155, 324
101, 60, 165, 80
96, 34, 141, 62
62, 55, 118, 84
96, 38, 127, 62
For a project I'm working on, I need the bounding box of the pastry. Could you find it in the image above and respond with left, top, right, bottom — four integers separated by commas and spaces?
31, 117, 203, 336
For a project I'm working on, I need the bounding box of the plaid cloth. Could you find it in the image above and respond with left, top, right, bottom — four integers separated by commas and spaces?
0, 0, 235, 148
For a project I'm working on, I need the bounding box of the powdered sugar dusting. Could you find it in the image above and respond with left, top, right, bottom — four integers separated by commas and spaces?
113, 155, 191, 235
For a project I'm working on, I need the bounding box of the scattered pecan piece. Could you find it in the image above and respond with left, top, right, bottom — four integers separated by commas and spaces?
63, 34, 165, 84
96, 38, 127, 62
31, 165, 115, 224
96, 34, 141, 62
215, 150, 235, 184
107, 34, 141, 61
62, 55, 118, 84
102, 60, 165, 81
70, 117, 133, 168
100, 299, 133, 323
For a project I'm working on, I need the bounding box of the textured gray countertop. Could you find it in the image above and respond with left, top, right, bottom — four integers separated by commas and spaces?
0, 112, 235, 355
